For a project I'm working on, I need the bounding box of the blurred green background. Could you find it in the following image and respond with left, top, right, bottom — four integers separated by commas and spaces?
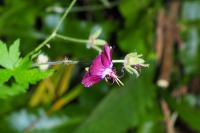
0, 0, 200, 133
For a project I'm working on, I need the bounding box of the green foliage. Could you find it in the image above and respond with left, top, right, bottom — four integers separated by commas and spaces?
74, 67, 162, 133
0, 84, 26, 99
179, 27, 200, 75
119, 0, 150, 26
0, 0, 200, 133
0, 69, 12, 83
14, 68, 52, 85
179, 1, 200, 76
0, 40, 52, 99
167, 96, 200, 132
117, 0, 159, 54
0, 39, 20, 69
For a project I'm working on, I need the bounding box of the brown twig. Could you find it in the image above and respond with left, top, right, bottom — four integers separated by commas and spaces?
190, 75, 200, 94
156, 9, 165, 63
157, 0, 180, 88
161, 99, 177, 133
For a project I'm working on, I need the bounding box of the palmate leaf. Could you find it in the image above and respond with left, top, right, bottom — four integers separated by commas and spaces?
0, 40, 53, 99
14, 69, 53, 85
0, 67, 53, 99
13, 56, 53, 85
0, 39, 20, 69
0, 69, 12, 84
0, 69, 52, 99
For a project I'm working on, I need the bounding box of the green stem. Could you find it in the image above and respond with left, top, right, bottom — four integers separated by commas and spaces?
29, 0, 77, 57
29, 34, 55, 56
112, 60, 124, 63
92, 45, 102, 52
55, 34, 102, 53
53, 0, 77, 33
55, 34, 88, 44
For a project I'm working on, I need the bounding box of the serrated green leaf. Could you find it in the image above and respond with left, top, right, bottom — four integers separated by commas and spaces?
14, 69, 53, 85
17, 56, 32, 70
9, 39, 20, 66
0, 39, 20, 69
0, 41, 9, 68
0, 68, 52, 99
0, 69, 12, 84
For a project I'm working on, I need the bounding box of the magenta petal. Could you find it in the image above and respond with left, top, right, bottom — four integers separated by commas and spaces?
88, 45, 113, 76
101, 45, 112, 67
81, 45, 114, 87
89, 54, 106, 76
81, 72, 102, 87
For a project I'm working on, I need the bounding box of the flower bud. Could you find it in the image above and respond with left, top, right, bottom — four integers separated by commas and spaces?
37, 53, 49, 70
124, 53, 149, 77
91, 27, 102, 39
86, 26, 107, 49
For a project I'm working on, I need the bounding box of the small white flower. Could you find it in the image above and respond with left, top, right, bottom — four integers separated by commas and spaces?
37, 54, 49, 70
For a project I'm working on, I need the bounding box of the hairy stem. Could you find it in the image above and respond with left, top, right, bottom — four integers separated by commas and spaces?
32, 60, 79, 67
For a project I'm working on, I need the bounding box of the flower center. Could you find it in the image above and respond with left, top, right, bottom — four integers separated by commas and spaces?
102, 68, 124, 86
102, 68, 112, 78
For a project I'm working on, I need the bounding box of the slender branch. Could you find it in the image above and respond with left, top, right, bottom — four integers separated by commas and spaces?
112, 60, 124, 63
55, 34, 102, 53
53, 0, 77, 33
29, 0, 77, 57
32, 60, 79, 67
29, 34, 55, 56
55, 34, 103, 53
92, 45, 102, 52
157, 1, 180, 89
55, 34, 88, 44
160, 99, 176, 133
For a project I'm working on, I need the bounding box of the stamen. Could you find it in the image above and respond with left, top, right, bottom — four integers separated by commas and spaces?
115, 77, 124, 86
110, 72, 124, 86
105, 77, 108, 82
115, 79, 120, 86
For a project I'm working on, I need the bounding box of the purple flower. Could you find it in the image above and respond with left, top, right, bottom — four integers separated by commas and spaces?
81, 45, 123, 87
